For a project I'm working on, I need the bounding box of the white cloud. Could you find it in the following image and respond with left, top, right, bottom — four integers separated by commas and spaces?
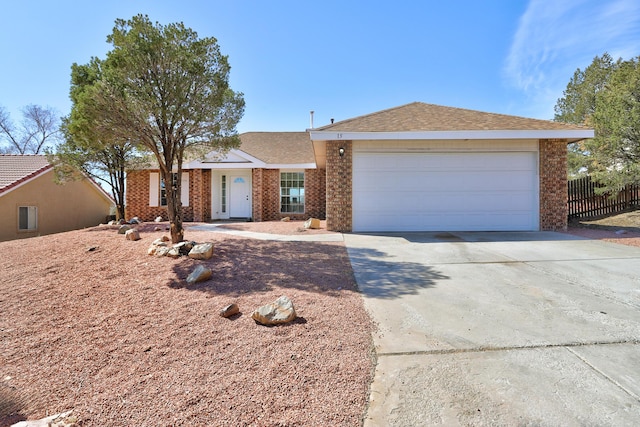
504, 0, 640, 118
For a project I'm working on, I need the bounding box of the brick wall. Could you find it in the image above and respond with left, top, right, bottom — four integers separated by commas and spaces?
191, 169, 212, 222
125, 170, 194, 222
128, 167, 326, 224
252, 168, 326, 222
325, 140, 352, 232
304, 168, 326, 220
539, 139, 568, 231
253, 169, 280, 221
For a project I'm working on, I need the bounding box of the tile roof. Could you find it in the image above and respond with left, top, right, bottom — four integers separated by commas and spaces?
314, 102, 589, 132
238, 132, 314, 164
0, 155, 52, 195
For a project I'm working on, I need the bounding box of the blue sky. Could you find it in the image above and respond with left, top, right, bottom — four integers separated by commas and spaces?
1, 0, 639, 134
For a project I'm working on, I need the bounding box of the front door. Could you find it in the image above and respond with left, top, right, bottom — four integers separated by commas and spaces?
229, 174, 251, 218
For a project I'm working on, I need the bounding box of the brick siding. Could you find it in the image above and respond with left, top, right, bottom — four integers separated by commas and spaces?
191, 169, 212, 222
125, 170, 194, 222
325, 140, 352, 232
128, 168, 324, 224
252, 168, 326, 221
539, 139, 568, 231
323, 139, 568, 232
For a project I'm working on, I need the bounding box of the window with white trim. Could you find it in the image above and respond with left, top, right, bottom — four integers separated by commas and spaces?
280, 172, 304, 213
149, 172, 189, 207
18, 206, 37, 231
160, 174, 178, 206
221, 175, 227, 213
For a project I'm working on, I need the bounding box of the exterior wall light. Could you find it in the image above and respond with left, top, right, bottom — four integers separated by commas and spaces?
338, 147, 345, 157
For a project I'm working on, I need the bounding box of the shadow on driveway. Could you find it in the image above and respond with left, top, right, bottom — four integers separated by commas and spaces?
347, 246, 449, 299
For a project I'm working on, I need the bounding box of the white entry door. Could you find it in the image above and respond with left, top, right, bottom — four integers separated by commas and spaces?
229, 174, 252, 218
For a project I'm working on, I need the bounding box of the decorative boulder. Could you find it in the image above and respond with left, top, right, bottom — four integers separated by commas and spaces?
152, 238, 168, 247
125, 228, 141, 241
304, 218, 321, 229
129, 217, 141, 224
174, 241, 196, 256
281, 217, 291, 222
189, 242, 214, 260
252, 296, 297, 326
118, 224, 132, 234
186, 265, 212, 284
166, 246, 181, 258
220, 303, 240, 318
154, 246, 171, 257
155, 216, 163, 223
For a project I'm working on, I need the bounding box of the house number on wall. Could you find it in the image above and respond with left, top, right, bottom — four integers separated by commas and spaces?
337, 133, 343, 139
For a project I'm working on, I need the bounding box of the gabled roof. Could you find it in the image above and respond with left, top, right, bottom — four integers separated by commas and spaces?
238, 132, 314, 164
0, 154, 114, 203
0, 155, 52, 195
314, 102, 589, 132
183, 131, 316, 170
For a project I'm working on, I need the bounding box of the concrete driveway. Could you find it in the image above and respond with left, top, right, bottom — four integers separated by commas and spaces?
344, 231, 640, 426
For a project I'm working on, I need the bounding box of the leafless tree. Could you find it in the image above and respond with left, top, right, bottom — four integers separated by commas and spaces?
0, 104, 61, 154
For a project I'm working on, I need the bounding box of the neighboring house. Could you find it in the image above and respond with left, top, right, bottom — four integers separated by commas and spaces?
0, 155, 115, 242
125, 102, 594, 232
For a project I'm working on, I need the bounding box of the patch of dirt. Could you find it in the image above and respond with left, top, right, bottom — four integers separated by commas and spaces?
564, 209, 640, 247
0, 221, 374, 426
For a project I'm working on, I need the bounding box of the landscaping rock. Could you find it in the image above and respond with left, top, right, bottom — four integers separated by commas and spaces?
281, 217, 291, 222
152, 238, 168, 247
304, 218, 321, 229
186, 265, 212, 284
166, 246, 181, 258
129, 216, 141, 224
154, 246, 171, 257
11, 410, 75, 427
155, 216, 163, 222
189, 242, 214, 260
174, 241, 196, 256
252, 296, 297, 325
220, 303, 240, 318
118, 224, 132, 234
125, 229, 141, 241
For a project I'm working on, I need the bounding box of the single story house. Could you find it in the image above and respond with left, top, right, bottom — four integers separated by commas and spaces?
0, 155, 115, 242
125, 102, 593, 232
125, 131, 326, 223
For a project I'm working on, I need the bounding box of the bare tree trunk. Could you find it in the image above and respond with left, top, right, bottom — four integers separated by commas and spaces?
163, 170, 184, 243
117, 166, 126, 220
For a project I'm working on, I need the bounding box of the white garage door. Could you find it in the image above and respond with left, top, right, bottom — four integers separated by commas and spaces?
352, 151, 539, 232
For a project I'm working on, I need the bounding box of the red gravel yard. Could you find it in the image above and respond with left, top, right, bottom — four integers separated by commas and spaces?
0, 222, 374, 426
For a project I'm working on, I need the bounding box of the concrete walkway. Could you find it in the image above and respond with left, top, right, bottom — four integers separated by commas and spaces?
189, 223, 344, 242
345, 231, 640, 426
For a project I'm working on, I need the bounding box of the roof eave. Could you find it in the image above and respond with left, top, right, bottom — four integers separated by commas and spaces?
309, 129, 595, 142
0, 165, 53, 197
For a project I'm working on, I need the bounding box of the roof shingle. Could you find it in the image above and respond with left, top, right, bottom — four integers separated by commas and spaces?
315, 102, 589, 132
238, 132, 314, 164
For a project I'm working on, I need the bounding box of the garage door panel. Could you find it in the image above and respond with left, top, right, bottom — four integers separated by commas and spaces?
353, 151, 538, 232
